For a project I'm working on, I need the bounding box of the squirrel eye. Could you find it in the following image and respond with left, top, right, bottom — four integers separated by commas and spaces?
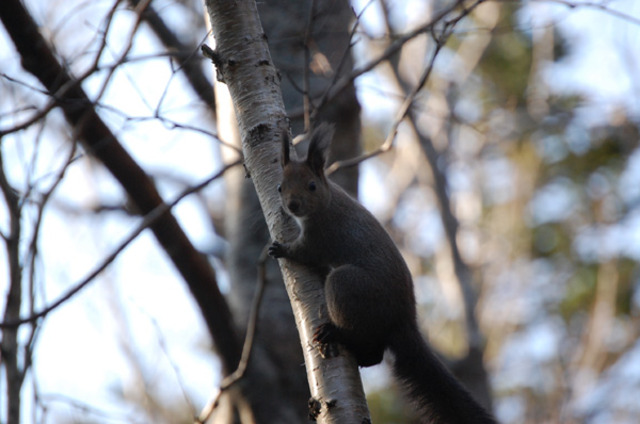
277, 184, 281, 193
308, 181, 316, 191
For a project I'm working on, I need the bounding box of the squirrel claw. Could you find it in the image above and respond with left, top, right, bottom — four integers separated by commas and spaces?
313, 323, 337, 344
268, 241, 286, 258
313, 323, 340, 359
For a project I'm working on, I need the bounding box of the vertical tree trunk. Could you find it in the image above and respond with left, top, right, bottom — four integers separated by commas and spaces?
257, 0, 361, 194
204, 0, 369, 422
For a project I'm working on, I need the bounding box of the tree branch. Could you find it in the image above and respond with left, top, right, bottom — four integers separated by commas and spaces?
0, 160, 239, 329
376, 0, 494, 408
127, 0, 217, 114
0, 0, 241, 372
203, 0, 370, 422
314, 0, 484, 114
196, 244, 270, 424
0, 132, 25, 424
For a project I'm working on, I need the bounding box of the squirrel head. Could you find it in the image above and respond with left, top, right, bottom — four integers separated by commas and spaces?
278, 124, 334, 219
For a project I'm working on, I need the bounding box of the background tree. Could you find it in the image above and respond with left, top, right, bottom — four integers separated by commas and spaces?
208, 0, 364, 421
1, 0, 639, 423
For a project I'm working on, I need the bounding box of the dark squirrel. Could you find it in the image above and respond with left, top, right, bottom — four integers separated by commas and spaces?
269, 124, 496, 423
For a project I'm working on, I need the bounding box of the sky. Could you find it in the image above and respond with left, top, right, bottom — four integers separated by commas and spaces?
1, 0, 640, 423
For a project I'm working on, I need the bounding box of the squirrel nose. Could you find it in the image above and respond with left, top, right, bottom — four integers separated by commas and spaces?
287, 200, 300, 214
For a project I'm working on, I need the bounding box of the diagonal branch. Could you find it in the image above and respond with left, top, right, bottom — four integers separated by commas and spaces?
127, 0, 217, 113
0, 160, 239, 329
378, 0, 494, 408
203, 0, 370, 422
326, 38, 443, 175
0, 0, 241, 372
314, 0, 484, 113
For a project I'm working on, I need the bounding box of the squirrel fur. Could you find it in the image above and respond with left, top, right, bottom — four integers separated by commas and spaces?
269, 124, 496, 423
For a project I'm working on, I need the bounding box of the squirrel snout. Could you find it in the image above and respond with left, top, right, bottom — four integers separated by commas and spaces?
287, 200, 300, 214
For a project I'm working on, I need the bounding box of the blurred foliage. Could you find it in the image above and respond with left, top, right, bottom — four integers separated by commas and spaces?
479, 28, 531, 103
364, 1, 640, 423
367, 389, 412, 424
2, 0, 639, 423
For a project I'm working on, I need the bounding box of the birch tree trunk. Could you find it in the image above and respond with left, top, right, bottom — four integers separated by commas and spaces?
256, 0, 361, 195
204, 0, 370, 423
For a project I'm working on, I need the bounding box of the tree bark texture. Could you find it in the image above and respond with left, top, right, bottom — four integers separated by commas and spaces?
257, 0, 361, 195
214, 0, 364, 422
204, 0, 370, 423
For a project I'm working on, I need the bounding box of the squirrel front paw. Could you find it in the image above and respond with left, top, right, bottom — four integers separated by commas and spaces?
313, 323, 341, 359
268, 241, 288, 258
313, 323, 338, 344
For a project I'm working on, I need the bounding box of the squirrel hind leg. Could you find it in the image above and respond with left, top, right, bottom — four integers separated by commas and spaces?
353, 345, 385, 367
314, 322, 385, 367
325, 265, 393, 336
323, 264, 390, 366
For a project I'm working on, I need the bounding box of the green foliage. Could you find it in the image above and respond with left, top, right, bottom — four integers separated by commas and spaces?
477, 9, 532, 104
617, 259, 637, 315
367, 388, 413, 424
531, 223, 568, 256
560, 266, 598, 319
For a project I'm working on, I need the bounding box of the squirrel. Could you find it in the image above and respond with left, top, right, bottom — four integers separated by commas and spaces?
269, 124, 496, 424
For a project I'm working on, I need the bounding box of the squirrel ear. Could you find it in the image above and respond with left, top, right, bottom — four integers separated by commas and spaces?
281, 132, 291, 167
307, 123, 334, 175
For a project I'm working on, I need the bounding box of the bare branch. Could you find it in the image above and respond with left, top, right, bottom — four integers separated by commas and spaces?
528, 0, 640, 26
203, 0, 370, 421
321, 0, 483, 174
196, 243, 270, 424
326, 35, 443, 175
92, 0, 152, 103
0, 0, 242, 372
0, 159, 240, 329
128, 0, 217, 113
0, 125, 25, 424
301, 0, 318, 131
373, 0, 495, 408
315, 0, 484, 114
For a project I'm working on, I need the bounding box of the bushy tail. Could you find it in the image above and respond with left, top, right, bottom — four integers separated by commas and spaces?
390, 327, 496, 423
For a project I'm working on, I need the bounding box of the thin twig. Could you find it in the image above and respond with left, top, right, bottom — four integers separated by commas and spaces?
94, 102, 242, 153
286, 0, 371, 122
316, 0, 482, 114
324, 0, 483, 174
304, 0, 375, 123
20, 137, 79, 386
326, 37, 443, 175
141, 311, 198, 416
302, 0, 317, 131
0, 48, 211, 137
527, 0, 640, 27
0, 159, 241, 329
195, 243, 271, 424
128, 0, 217, 112
92, 0, 153, 103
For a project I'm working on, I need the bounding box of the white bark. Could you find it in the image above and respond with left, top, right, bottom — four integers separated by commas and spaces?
203, 1, 370, 422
